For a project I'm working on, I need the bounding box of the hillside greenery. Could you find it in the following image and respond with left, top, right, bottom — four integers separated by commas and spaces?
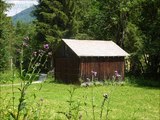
12, 6, 36, 24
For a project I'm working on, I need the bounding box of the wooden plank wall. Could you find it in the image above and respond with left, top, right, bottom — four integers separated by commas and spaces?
80, 57, 124, 81
55, 58, 80, 83
55, 57, 125, 83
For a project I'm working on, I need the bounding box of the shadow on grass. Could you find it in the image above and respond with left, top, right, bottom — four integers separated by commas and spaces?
125, 74, 160, 89
44, 73, 160, 89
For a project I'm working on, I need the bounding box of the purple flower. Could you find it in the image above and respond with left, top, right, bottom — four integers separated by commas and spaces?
94, 72, 97, 76
115, 71, 121, 77
91, 71, 97, 77
43, 44, 49, 49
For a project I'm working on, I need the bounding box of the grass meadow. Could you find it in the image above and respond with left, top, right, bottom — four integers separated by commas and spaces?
0, 76, 160, 120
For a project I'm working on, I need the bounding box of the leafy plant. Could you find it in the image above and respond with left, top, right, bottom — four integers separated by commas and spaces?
7, 37, 51, 120
57, 87, 83, 120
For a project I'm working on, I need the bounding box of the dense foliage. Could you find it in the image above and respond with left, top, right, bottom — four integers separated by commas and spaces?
138, 0, 160, 75
80, 0, 160, 76
0, 0, 159, 77
0, 0, 13, 71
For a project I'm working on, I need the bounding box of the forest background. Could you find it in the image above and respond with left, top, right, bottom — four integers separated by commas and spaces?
0, 0, 160, 79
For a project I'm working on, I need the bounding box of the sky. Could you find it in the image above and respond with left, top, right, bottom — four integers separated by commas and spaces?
4, 0, 38, 16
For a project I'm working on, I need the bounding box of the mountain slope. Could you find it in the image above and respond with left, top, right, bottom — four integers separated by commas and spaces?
12, 6, 36, 24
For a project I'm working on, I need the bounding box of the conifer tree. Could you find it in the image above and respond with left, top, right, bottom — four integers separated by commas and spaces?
34, 0, 68, 44
34, 0, 78, 68
0, 0, 13, 71
63, 0, 77, 38
34, 0, 79, 43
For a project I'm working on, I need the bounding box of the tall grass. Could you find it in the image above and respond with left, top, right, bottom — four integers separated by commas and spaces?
1, 74, 159, 119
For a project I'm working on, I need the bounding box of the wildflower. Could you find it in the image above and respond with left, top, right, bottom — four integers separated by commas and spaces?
38, 49, 45, 56
94, 72, 97, 76
115, 71, 121, 77
48, 52, 52, 56
38, 49, 44, 53
33, 51, 37, 56
103, 93, 108, 99
43, 44, 49, 49
22, 42, 28, 47
24, 36, 29, 41
35, 63, 40, 67
86, 78, 90, 82
91, 71, 97, 77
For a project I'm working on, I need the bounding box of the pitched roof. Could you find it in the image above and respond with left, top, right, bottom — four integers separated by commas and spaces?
62, 39, 129, 57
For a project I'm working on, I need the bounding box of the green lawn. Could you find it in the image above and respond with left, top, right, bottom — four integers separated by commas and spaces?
0, 81, 160, 120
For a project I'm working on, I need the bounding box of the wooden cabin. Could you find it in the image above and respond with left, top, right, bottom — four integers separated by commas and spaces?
54, 39, 129, 83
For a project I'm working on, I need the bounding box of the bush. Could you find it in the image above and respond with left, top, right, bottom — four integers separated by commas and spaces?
125, 74, 160, 87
